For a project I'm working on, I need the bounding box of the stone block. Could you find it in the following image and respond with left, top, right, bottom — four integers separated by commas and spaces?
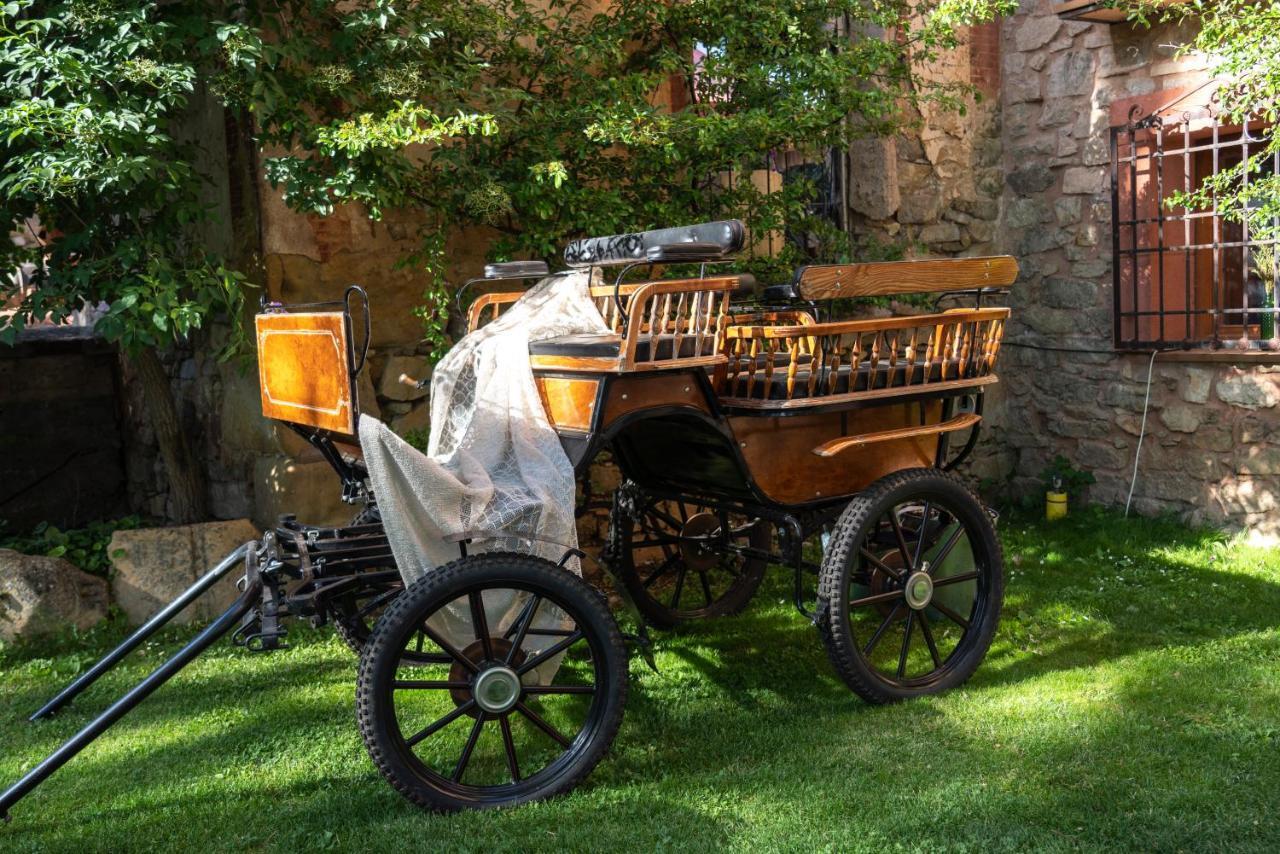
1216, 372, 1280, 409
1181, 367, 1214, 404
0, 550, 109, 641
1076, 441, 1130, 472
1042, 277, 1098, 309
1159, 404, 1202, 433
253, 455, 352, 531
847, 137, 900, 221
1046, 52, 1096, 98
1014, 15, 1061, 52
1062, 167, 1107, 195
379, 355, 431, 401
109, 520, 259, 626
919, 222, 962, 246
1006, 198, 1049, 229
1237, 445, 1280, 476
1007, 164, 1055, 196
897, 188, 944, 224
391, 400, 431, 437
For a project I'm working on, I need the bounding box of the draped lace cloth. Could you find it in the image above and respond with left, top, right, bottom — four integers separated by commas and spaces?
358, 270, 611, 665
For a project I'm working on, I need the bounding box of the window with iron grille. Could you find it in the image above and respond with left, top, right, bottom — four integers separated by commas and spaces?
1111, 108, 1277, 349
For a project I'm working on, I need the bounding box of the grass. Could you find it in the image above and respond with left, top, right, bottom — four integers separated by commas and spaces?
2, 507, 1279, 853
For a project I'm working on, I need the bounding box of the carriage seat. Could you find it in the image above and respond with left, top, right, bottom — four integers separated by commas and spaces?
528, 333, 706, 362
723, 358, 966, 402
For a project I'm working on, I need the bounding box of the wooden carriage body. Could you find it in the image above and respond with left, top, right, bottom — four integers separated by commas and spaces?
467, 250, 1016, 511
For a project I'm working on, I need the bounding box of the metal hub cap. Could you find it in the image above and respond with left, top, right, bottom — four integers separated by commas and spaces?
904, 571, 934, 610
472, 666, 521, 714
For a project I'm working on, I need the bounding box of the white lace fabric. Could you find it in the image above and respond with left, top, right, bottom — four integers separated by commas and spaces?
358, 270, 611, 664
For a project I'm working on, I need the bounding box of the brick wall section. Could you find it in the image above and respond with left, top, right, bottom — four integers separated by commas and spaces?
969, 21, 1002, 99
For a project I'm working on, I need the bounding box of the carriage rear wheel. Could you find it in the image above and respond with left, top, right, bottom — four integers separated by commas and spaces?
357, 553, 628, 811
816, 469, 1003, 704
614, 494, 771, 629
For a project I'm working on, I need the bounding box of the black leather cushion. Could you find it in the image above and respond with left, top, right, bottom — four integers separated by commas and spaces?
528, 333, 622, 358
725, 359, 964, 401
484, 260, 549, 279
527, 333, 706, 361
563, 220, 745, 267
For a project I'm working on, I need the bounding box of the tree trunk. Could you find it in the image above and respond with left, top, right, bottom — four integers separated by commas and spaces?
128, 346, 208, 524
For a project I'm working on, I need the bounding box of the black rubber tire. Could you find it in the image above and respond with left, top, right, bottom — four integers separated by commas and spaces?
615, 497, 771, 630
357, 553, 628, 812
816, 468, 1003, 704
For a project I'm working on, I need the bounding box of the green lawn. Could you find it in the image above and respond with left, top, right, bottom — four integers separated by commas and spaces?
2, 508, 1278, 853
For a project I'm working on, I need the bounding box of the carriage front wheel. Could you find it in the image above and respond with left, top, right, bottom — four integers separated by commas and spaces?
816, 469, 1003, 704
357, 553, 628, 811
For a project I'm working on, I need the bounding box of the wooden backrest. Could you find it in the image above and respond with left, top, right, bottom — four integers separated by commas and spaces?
256, 311, 357, 436
795, 256, 1019, 301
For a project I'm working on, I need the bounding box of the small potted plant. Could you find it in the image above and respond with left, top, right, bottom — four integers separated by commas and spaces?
1250, 243, 1278, 348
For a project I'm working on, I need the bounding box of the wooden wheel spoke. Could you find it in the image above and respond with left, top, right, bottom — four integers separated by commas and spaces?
406, 699, 476, 748
849, 588, 905, 609
499, 715, 521, 782
523, 684, 595, 695
470, 591, 493, 661
669, 565, 689, 609
515, 701, 571, 748
932, 570, 979, 588
647, 505, 685, 531
932, 600, 972, 631
888, 509, 914, 570
912, 501, 933, 569
927, 525, 966, 574
918, 613, 943, 669
516, 630, 586, 676
863, 602, 903, 656
451, 713, 487, 782
859, 547, 905, 580
505, 594, 542, 665
699, 570, 714, 606
422, 624, 480, 673
642, 555, 678, 588
897, 610, 915, 679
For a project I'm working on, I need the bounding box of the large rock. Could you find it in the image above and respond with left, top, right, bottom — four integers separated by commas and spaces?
0, 549, 110, 641
253, 455, 352, 530
109, 520, 260, 626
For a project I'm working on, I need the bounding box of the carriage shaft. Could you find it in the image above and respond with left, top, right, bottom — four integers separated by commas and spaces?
0, 569, 265, 821
29, 543, 253, 722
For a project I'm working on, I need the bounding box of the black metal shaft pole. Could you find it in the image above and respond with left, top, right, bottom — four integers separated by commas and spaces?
28, 544, 252, 722
0, 574, 264, 822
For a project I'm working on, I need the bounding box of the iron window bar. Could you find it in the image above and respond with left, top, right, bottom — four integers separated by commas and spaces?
1111, 105, 1278, 350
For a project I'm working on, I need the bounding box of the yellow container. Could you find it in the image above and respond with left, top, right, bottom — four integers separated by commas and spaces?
1046, 491, 1068, 521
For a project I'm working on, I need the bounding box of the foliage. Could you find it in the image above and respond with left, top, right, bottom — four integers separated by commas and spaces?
0, 515, 142, 578
1251, 241, 1277, 298
0, 0, 243, 354
215, 0, 1012, 354
1122, 0, 1280, 244
1039, 454, 1096, 497
2, 0, 1012, 359
3, 508, 1280, 850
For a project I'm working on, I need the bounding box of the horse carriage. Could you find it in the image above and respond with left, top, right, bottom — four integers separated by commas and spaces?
1, 220, 1016, 818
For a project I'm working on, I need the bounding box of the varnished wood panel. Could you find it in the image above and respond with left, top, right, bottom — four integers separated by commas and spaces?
535, 376, 600, 432
256, 311, 355, 435
729, 403, 940, 505
600, 373, 712, 428
796, 256, 1018, 300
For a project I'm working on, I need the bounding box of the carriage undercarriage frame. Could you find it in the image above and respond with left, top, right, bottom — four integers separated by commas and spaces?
1, 220, 1017, 820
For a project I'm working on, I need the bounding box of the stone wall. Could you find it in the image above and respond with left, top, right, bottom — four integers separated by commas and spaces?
978, 1, 1280, 540
846, 26, 1003, 258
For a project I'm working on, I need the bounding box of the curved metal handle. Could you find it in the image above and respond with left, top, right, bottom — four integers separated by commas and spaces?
344, 285, 371, 377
